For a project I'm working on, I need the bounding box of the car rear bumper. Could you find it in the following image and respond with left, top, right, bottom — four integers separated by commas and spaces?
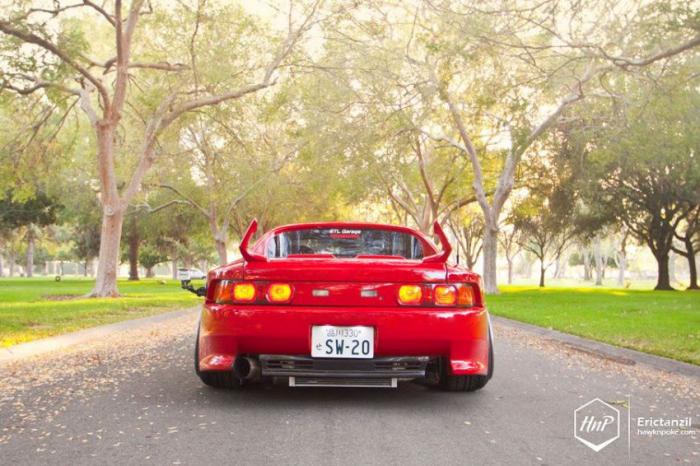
197, 304, 490, 376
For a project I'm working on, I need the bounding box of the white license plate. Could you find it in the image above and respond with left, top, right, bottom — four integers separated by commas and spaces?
311, 325, 374, 358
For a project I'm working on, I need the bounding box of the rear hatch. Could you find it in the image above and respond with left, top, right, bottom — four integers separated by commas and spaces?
244, 258, 446, 307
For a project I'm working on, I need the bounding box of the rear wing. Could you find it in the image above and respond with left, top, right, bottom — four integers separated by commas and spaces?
240, 218, 450, 263
422, 221, 452, 264
239, 219, 268, 262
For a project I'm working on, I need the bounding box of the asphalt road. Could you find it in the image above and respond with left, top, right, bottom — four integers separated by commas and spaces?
1, 312, 697, 466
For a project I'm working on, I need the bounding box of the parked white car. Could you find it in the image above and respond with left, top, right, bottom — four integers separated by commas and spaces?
178, 268, 207, 281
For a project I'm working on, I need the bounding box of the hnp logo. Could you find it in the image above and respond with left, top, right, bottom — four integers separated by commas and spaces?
574, 398, 620, 452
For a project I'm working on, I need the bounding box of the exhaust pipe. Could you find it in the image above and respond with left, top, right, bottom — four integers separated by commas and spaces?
233, 356, 260, 381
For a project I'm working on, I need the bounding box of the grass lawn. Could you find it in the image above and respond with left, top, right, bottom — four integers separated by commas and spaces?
0, 277, 199, 347
489, 286, 700, 365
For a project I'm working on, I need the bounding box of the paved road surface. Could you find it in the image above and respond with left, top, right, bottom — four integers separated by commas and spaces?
1, 311, 697, 465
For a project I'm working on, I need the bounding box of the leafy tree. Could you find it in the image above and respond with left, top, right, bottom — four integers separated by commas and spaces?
499, 225, 521, 285
1, 1, 322, 296
585, 82, 700, 290
510, 155, 577, 287
0, 192, 60, 277
138, 244, 168, 278
448, 208, 483, 270
380, 1, 700, 293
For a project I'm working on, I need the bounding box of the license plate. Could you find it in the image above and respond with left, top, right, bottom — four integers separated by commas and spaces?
311, 325, 374, 358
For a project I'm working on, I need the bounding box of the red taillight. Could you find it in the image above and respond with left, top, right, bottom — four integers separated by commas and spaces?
267, 283, 293, 303
397, 285, 423, 305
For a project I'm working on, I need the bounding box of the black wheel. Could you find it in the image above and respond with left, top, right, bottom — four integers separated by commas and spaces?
194, 325, 241, 389
440, 330, 494, 392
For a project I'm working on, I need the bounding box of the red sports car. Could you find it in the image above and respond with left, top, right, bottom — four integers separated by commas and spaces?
193, 220, 493, 391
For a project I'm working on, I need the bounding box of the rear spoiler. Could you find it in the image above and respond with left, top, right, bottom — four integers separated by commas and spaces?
240, 218, 451, 263
422, 221, 452, 263
239, 219, 268, 262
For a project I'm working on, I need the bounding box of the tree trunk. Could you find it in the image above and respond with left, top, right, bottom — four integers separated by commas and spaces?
654, 252, 673, 291
215, 240, 227, 266
89, 121, 126, 297
481, 223, 499, 294
89, 206, 124, 297
128, 230, 140, 281
466, 255, 476, 271
0, 255, 3, 277
539, 262, 546, 287
684, 240, 698, 290
26, 229, 35, 278
9, 252, 15, 277
583, 251, 592, 281
617, 252, 626, 287
686, 253, 698, 290
83, 260, 88, 277
146, 266, 155, 278
668, 251, 676, 284
211, 224, 228, 266
593, 237, 603, 286
172, 259, 178, 280
557, 258, 567, 279
507, 258, 513, 285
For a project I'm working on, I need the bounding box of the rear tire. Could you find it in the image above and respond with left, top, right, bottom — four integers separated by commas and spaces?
194, 325, 241, 389
440, 330, 494, 392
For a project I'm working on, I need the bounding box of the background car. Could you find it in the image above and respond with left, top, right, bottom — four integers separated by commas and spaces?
178, 268, 207, 281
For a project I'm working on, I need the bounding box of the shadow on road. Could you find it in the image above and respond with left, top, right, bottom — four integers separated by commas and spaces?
191, 381, 492, 412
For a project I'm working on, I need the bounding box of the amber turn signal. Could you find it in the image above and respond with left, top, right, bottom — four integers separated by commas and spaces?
212, 280, 235, 304
457, 284, 474, 306
434, 285, 457, 306
397, 285, 423, 305
233, 282, 256, 302
267, 283, 293, 303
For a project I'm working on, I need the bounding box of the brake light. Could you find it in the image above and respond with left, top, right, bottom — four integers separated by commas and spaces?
233, 283, 256, 302
397, 285, 422, 305
434, 285, 457, 306
267, 283, 292, 303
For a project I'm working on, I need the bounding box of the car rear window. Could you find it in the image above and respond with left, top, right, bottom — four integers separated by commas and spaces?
266, 228, 424, 259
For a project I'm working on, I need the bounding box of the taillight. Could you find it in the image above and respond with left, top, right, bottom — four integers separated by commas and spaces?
457, 284, 475, 306
397, 285, 422, 305
210, 280, 293, 305
267, 283, 293, 303
233, 282, 256, 302
212, 280, 235, 304
434, 285, 457, 306
396, 283, 476, 307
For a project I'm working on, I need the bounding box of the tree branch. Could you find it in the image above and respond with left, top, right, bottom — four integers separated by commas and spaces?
158, 184, 211, 219
0, 20, 111, 109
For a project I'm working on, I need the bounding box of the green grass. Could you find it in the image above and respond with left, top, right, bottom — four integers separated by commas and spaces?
0, 277, 199, 347
489, 286, 700, 365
